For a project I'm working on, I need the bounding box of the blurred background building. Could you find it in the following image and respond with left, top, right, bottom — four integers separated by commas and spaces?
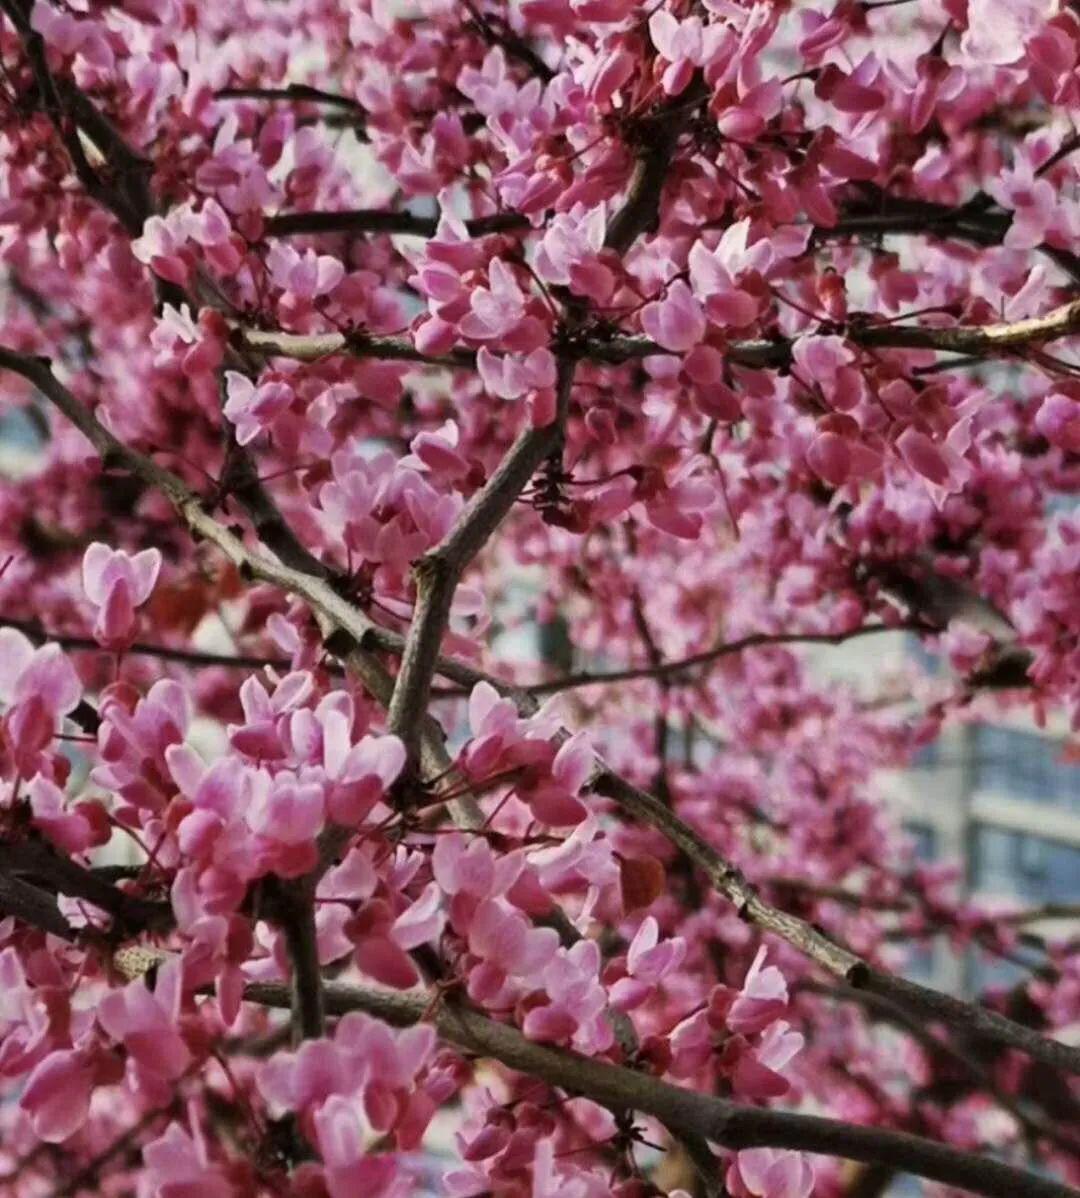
816, 631, 1080, 999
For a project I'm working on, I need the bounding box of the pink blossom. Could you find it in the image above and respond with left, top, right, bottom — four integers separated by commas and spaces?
989, 161, 1058, 250
142, 1118, 233, 1198
97, 961, 191, 1081
26, 775, 108, 854
648, 11, 725, 95
727, 1148, 814, 1198
687, 220, 766, 328
535, 205, 614, 303
523, 940, 613, 1055
959, 0, 1053, 66
313, 1096, 403, 1198
466, 898, 559, 1003
267, 243, 346, 302
223, 370, 296, 445
82, 542, 161, 649
402, 420, 471, 480
610, 916, 686, 1011
640, 280, 706, 352
0, 630, 82, 774
477, 346, 557, 400
31, 1, 113, 69
457, 258, 546, 347
726, 947, 790, 1034
20, 1049, 98, 1142
247, 772, 326, 846
1036, 392, 1080, 451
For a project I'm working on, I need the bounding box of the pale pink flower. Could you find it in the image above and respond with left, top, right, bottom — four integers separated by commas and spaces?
82, 542, 161, 648
727, 1148, 814, 1198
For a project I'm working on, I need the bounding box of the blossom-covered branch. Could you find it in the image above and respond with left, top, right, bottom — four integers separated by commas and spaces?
243, 978, 1078, 1198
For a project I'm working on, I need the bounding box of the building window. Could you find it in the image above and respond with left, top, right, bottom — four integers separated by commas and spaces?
971, 726, 1080, 811
972, 826, 1080, 902
905, 822, 937, 862
902, 823, 938, 982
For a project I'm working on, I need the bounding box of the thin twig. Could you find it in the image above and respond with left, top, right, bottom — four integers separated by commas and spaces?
0, 616, 293, 672
511, 623, 914, 696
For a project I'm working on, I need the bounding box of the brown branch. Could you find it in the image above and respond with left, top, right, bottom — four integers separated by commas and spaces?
1003, 903, 1080, 925
861, 971, 1080, 1076
48, 1102, 179, 1198
235, 293, 1080, 377
1036, 132, 1080, 177
214, 83, 365, 111
234, 324, 476, 368
0, 0, 153, 238
260, 877, 324, 1042
239, 979, 1079, 1198
0, 616, 293, 673
386, 357, 575, 764
604, 77, 707, 254
0, 840, 171, 933
853, 297, 1080, 354
0, 872, 77, 940
263, 208, 530, 239
217, 437, 332, 579
818, 189, 1080, 285
593, 767, 1080, 1077
514, 622, 914, 697
461, 0, 554, 83
0, 34, 345, 1054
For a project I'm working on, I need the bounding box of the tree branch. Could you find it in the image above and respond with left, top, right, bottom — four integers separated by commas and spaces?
261, 877, 324, 1042
386, 358, 575, 764
214, 83, 365, 111
0, 616, 294, 673
0, 840, 171, 934
0, 0, 153, 237
817, 188, 1080, 284
235, 293, 1080, 378
263, 208, 530, 239
239, 979, 1080, 1198
800, 980, 1080, 1156
461, 0, 554, 83
512, 623, 915, 696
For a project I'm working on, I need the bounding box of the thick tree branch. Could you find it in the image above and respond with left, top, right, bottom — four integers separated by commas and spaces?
604, 77, 707, 254
0, 872, 77, 940
818, 189, 1080, 285
0, 840, 171, 934
240, 980, 1079, 1198
234, 325, 476, 367
261, 877, 324, 1042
